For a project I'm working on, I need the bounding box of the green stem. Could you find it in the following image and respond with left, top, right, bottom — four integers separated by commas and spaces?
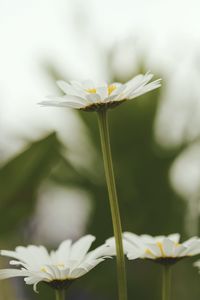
55, 289, 65, 300
162, 265, 171, 300
97, 109, 127, 300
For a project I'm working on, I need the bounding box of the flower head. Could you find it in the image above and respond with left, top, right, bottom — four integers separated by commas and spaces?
107, 233, 200, 265
39, 72, 161, 112
0, 235, 112, 292
123, 233, 200, 265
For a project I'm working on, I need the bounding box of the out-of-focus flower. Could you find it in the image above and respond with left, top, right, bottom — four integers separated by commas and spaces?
39, 72, 161, 112
194, 260, 200, 273
0, 235, 112, 292
107, 233, 200, 264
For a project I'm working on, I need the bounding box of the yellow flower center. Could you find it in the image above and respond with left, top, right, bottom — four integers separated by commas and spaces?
86, 85, 117, 96
86, 88, 97, 94
107, 84, 117, 95
145, 248, 154, 256
156, 242, 165, 256
40, 263, 65, 273
41, 267, 47, 273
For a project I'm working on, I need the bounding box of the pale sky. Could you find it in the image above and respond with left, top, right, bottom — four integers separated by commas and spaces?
1, 0, 200, 241
1, 0, 200, 158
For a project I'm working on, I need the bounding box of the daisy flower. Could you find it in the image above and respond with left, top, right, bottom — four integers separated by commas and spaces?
0, 235, 112, 292
107, 232, 200, 299
39, 72, 161, 112
122, 232, 200, 264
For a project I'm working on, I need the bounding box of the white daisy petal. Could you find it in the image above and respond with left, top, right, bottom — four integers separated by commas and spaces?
60, 268, 70, 280
53, 240, 72, 265
174, 245, 188, 257
96, 87, 108, 100
86, 244, 114, 260
146, 244, 161, 257
69, 267, 87, 278
69, 80, 83, 89
70, 235, 96, 261
0, 269, 30, 279
183, 240, 200, 256
85, 93, 101, 103
57, 81, 87, 99
39, 100, 84, 109
167, 234, 180, 243
82, 80, 95, 89
106, 235, 143, 260
0, 235, 109, 292
162, 238, 175, 257
0, 250, 21, 261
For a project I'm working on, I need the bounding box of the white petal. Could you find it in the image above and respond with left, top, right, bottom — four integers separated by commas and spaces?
39, 100, 84, 109
70, 259, 105, 278
0, 269, 30, 280
167, 234, 180, 243
54, 240, 72, 265
162, 238, 175, 257
70, 235, 95, 261
10, 260, 27, 268
125, 241, 143, 260
182, 237, 198, 247
69, 267, 87, 278
60, 268, 70, 280
42, 265, 58, 280
174, 245, 187, 257
106, 236, 141, 259
81, 80, 95, 89
85, 93, 101, 103
69, 80, 83, 89
24, 276, 43, 293
184, 240, 200, 256
145, 244, 161, 257
86, 244, 114, 261
111, 84, 126, 97
123, 232, 145, 249
1, 250, 21, 261
126, 72, 154, 91
57, 80, 87, 99
96, 87, 108, 100
127, 79, 161, 99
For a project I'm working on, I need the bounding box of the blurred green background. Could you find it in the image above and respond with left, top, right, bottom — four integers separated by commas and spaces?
1, 0, 200, 299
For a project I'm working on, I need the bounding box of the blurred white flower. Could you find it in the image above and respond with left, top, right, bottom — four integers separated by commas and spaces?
194, 260, 200, 273
0, 235, 112, 292
169, 142, 200, 236
107, 233, 200, 264
34, 186, 92, 244
39, 72, 161, 112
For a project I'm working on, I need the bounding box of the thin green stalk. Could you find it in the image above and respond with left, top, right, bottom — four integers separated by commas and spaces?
55, 289, 65, 300
97, 109, 127, 300
162, 265, 171, 300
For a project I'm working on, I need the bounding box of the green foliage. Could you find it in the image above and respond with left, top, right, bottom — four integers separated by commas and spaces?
0, 133, 62, 237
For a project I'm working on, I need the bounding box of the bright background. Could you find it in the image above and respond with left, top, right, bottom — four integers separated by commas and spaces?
1, 0, 200, 299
